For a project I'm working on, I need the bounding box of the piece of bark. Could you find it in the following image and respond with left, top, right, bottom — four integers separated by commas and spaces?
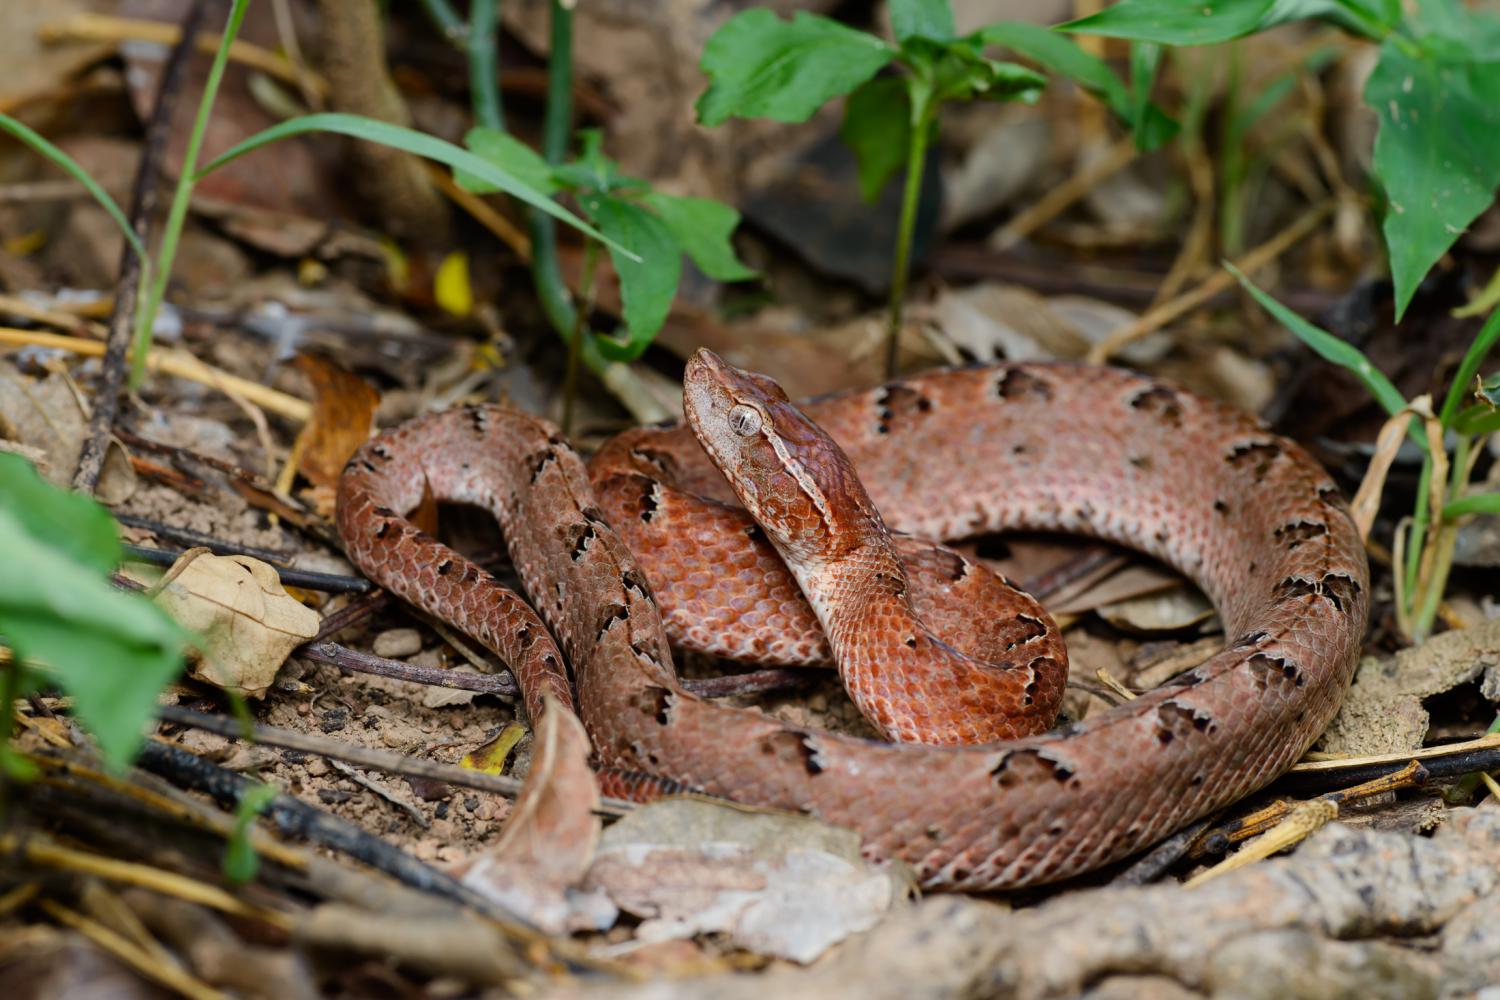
548, 808, 1500, 1000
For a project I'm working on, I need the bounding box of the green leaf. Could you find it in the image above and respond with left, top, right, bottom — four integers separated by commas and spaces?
456, 126, 559, 196
0, 114, 148, 263
0, 499, 187, 770
641, 192, 757, 282
550, 129, 642, 195
890, 0, 955, 43
974, 24, 1176, 148
696, 10, 894, 126
1226, 264, 1418, 446
1365, 43, 1500, 320
913, 36, 1046, 105
223, 781, 278, 884
1444, 492, 1500, 518
977, 23, 1131, 118
1061, 0, 1349, 46
586, 194, 681, 362
1481, 372, 1500, 407
840, 76, 914, 203
1439, 307, 1500, 426
195, 113, 634, 260
0, 454, 122, 575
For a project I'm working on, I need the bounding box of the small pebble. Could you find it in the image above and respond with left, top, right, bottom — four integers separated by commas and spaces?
373, 628, 422, 659
306, 758, 329, 777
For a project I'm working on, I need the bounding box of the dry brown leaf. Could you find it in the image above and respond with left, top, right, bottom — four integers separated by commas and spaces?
287, 352, 379, 489
458, 699, 612, 933
0, 362, 136, 502
583, 797, 907, 963
153, 551, 320, 698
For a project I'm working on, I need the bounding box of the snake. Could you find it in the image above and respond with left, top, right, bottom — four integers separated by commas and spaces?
337, 350, 1368, 890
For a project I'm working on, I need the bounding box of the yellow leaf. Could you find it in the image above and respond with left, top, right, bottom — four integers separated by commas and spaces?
435, 250, 473, 317
461, 721, 527, 775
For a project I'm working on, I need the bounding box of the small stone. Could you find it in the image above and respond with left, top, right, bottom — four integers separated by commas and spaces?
808, 693, 829, 713
373, 628, 422, 659
306, 758, 329, 777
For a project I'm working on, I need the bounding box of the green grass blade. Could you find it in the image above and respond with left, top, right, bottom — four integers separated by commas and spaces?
195, 113, 635, 259
1443, 492, 1500, 519
0, 114, 146, 261
1439, 306, 1500, 428
1226, 262, 1421, 449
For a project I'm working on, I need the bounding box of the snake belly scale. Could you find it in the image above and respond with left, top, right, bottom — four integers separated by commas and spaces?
338, 352, 1368, 890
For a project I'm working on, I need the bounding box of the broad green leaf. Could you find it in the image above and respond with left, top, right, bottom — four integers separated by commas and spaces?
0, 114, 147, 262
977, 23, 1131, 118
840, 76, 914, 202
1226, 264, 1416, 442
975, 23, 1177, 148
1366, 43, 1500, 320
550, 129, 642, 195
0, 454, 122, 575
912, 36, 1046, 105
1412, 0, 1500, 60
1061, 0, 1349, 46
1439, 307, 1500, 426
456, 126, 559, 195
587, 194, 681, 362
195, 113, 634, 260
0, 505, 187, 770
696, 10, 894, 126
890, 0, 955, 43
641, 192, 757, 282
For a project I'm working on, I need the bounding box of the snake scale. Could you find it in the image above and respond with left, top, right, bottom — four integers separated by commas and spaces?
337, 350, 1368, 890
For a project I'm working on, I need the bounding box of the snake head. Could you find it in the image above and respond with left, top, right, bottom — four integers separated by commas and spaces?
683, 349, 883, 562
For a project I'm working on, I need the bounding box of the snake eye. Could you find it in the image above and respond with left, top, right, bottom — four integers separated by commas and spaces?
728, 404, 761, 437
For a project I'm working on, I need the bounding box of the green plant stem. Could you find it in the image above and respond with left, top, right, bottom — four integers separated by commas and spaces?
884, 92, 935, 380
1401, 452, 1432, 624
418, 0, 467, 42
130, 0, 251, 387
1444, 492, 1500, 518
529, 0, 579, 345
467, 0, 503, 131
562, 239, 600, 436
1411, 434, 1473, 640
0, 660, 19, 822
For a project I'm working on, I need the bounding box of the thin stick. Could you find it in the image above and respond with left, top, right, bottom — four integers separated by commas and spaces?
11, 833, 290, 930
1087, 199, 1335, 364
41, 900, 228, 1000
114, 513, 292, 564
0, 327, 311, 421
40, 12, 331, 99
299, 640, 519, 697
72, 0, 209, 494
122, 544, 373, 593
989, 135, 1138, 253
154, 705, 634, 816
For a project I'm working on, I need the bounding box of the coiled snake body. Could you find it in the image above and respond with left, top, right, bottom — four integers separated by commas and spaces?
338, 352, 1368, 890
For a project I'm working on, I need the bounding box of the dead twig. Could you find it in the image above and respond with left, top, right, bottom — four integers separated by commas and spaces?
299, 639, 519, 697
114, 513, 293, 564
0, 327, 312, 422
1086, 199, 1336, 364
153, 704, 636, 816
72, 0, 210, 495
681, 668, 819, 699
122, 544, 373, 593
989, 136, 1138, 252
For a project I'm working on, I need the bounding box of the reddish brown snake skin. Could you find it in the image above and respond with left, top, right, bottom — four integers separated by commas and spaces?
338, 350, 1368, 890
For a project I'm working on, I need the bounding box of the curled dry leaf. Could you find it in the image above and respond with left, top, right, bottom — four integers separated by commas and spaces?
0, 362, 136, 502
153, 550, 320, 697
583, 797, 908, 963
458, 699, 613, 933
284, 353, 379, 512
